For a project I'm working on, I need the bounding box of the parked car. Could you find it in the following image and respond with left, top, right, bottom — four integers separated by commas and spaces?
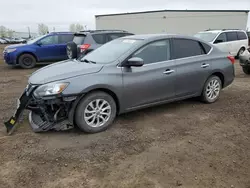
246, 31, 250, 45
4, 34, 235, 135
3, 32, 74, 68
0, 38, 7, 44
239, 47, 250, 74
194, 29, 249, 57
66, 30, 134, 59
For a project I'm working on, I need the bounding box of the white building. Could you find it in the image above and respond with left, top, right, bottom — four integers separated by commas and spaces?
95, 10, 249, 35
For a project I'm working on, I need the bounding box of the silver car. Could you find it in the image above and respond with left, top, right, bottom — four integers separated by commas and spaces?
5, 34, 235, 134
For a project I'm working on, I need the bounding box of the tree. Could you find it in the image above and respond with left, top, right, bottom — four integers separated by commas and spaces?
0, 26, 7, 37
69, 23, 84, 32
7, 29, 14, 38
75, 23, 83, 32
38, 23, 49, 35
69, 24, 76, 32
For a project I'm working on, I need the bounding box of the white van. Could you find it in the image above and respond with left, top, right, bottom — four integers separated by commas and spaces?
194, 29, 249, 56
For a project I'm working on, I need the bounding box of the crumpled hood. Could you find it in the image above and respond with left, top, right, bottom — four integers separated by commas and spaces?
5, 43, 26, 49
29, 59, 103, 85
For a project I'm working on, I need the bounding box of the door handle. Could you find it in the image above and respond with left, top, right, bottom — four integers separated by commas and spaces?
163, 69, 175, 74
201, 63, 210, 68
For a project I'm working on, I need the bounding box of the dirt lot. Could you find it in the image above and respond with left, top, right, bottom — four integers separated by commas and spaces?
0, 44, 250, 188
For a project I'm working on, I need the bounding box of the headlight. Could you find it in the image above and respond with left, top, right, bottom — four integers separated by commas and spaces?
34, 82, 69, 97
6, 48, 16, 53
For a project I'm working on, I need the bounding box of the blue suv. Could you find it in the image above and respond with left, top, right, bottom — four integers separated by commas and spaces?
3, 32, 74, 68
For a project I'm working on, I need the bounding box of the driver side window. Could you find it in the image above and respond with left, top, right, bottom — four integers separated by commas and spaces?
132, 40, 170, 64
214, 33, 227, 44
39, 35, 59, 45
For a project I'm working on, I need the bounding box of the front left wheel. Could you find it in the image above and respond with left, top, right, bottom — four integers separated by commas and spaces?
75, 91, 117, 133
18, 54, 36, 69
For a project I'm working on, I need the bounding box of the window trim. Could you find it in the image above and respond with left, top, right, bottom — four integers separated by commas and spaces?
171, 38, 213, 60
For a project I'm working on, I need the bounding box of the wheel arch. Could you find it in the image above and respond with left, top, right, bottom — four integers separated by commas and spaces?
16, 52, 38, 64
83, 88, 120, 114
210, 72, 225, 87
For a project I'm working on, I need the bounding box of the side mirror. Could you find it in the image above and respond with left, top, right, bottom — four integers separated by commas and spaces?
126, 57, 144, 67
36, 41, 42, 46
214, 39, 223, 44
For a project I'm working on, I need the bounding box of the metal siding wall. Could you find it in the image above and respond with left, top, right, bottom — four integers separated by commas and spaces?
96, 11, 248, 35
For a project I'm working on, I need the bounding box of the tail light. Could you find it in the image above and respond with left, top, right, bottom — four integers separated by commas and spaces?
80, 44, 91, 53
227, 55, 235, 64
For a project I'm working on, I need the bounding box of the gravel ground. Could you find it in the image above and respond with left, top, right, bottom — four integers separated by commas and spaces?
0, 44, 250, 188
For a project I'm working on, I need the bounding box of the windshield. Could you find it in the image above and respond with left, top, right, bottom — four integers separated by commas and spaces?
81, 38, 143, 64
194, 32, 219, 42
26, 35, 46, 44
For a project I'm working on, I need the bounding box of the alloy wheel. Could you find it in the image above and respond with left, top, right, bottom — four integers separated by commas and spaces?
205, 79, 220, 100
84, 99, 111, 127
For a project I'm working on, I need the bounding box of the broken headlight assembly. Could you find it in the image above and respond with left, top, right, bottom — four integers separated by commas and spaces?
33, 82, 69, 98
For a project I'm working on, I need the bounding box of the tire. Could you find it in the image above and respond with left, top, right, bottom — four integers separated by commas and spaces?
18, 54, 36, 69
201, 76, 222, 103
67, 42, 77, 59
236, 47, 245, 59
242, 67, 250, 75
75, 91, 117, 133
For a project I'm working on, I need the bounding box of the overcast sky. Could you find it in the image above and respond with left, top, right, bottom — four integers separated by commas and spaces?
0, 0, 249, 33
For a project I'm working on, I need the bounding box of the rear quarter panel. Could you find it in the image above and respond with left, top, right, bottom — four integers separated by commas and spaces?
209, 52, 235, 88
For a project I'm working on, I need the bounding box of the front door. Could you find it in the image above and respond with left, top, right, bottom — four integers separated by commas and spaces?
35, 35, 60, 61
122, 39, 176, 110
213, 32, 229, 54
172, 38, 212, 97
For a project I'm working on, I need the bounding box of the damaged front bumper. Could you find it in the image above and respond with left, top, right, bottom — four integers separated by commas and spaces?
4, 84, 79, 135
239, 48, 250, 67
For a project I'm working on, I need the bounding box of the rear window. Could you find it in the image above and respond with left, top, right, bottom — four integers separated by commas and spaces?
73, 35, 86, 45
92, 34, 106, 44
59, 34, 74, 44
237, 31, 247, 40
200, 42, 212, 54
226, 32, 238, 41
172, 38, 205, 59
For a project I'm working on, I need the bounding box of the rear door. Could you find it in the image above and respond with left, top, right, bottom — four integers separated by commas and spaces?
35, 35, 60, 61
172, 38, 212, 97
58, 34, 74, 59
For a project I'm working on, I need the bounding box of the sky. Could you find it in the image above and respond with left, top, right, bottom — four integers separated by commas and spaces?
0, 0, 250, 33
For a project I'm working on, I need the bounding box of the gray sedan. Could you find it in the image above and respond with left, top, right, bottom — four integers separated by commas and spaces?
5, 34, 235, 134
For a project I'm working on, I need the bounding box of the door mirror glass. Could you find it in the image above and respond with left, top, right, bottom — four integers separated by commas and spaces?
126, 57, 144, 67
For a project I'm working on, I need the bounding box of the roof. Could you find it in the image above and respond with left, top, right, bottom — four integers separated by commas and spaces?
123, 34, 201, 41
199, 29, 247, 33
96, 9, 249, 17
50, 32, 73, 34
